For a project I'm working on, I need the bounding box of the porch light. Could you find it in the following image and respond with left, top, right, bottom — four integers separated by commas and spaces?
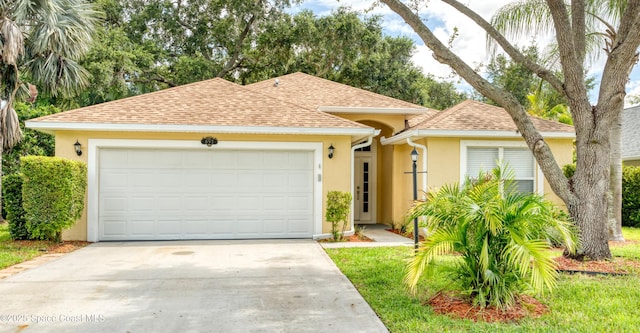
410, 148, 419, 250
74, 140, 82, 156
328, 144, 335, 159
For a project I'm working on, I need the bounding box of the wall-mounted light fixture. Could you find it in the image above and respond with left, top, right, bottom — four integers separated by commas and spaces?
328, 144, 335, 159
201, 136, 218, 147
74, 140, 82, 156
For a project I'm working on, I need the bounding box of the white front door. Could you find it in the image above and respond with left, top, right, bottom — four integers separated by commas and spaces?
354, 154, 376, 224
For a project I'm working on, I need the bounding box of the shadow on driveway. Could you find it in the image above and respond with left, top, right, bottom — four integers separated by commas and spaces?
0, 240, 388, 333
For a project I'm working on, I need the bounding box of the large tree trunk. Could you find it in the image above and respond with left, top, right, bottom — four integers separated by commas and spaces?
568, 135, 613, 259
609, 111, 624, 241
379, 0, 640, 261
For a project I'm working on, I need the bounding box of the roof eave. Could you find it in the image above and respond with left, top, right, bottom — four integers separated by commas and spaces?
318, 106, 427, 115
25, 121, 376, 139
381, 129, 576, 145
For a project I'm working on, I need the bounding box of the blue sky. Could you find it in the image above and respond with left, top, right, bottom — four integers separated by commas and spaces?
293, 0, 640, 106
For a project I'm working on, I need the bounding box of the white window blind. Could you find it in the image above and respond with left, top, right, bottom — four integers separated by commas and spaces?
466, 146, 535, 193
467, 148, 499, 177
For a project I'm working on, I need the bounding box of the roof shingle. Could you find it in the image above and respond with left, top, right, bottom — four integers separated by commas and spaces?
29, 78, 369, 129
246, 72, 426, 110
410, 100, 574, 133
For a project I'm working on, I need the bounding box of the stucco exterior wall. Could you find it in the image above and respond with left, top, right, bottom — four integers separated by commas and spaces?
624, 159, 640, 167
387, 136, 574, 224
332, 113, 406, 133
55, 131, 352, 241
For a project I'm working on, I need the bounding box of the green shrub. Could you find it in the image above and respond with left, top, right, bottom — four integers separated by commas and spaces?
622, 166, 640, 227
21, 156, 87, 242
562, 163, 576, 178
2, 173, 28, 240
326, 191, 352, 241
405, 165, 577, 309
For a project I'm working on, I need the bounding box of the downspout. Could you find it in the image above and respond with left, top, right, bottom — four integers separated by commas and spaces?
407, 138, 427, 198
348, 130, 381, 235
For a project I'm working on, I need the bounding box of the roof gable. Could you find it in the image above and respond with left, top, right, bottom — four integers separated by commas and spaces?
410, 100, 574, 133
246, 72, 426, 111
28, 77, 370, 131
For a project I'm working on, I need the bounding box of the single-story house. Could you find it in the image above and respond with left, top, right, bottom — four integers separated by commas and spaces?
26, 72, 575, 242
622, 105, 640, 166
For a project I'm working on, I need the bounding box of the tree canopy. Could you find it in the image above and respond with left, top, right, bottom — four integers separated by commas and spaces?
381, 0, 640, 260
69, 1, 466, 109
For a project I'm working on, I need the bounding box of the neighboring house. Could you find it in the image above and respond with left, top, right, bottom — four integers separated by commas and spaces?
26, 72, 575, 242
622, 105, 640, 166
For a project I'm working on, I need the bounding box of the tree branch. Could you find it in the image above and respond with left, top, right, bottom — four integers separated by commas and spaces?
173, 0, 196, 31
595, 1, 640, 130
130, 76, 176, 88
546, 0, 591, 131
440, 0, 565, 95
380, 0, 574, 203
216, 13, 257, 78
571, 0, 587, 65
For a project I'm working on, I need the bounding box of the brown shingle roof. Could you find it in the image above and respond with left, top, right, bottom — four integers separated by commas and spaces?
29, 78, 369, 129
246, 72, 426, 110
410, 100, 574, 133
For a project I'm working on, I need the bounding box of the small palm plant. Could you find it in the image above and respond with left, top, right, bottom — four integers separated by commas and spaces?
405, 165, 577, 309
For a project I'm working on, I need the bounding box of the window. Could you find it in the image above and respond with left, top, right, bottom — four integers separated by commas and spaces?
463, 142, 536, 193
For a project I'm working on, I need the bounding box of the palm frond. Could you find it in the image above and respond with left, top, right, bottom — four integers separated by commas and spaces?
0, 18, 24, 65
27, 53, 90, 97
0, 100, 23, 149
487, 0, 554, 56
404, 228, 460, 294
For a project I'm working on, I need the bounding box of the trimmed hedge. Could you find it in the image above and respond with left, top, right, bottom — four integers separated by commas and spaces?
2, 173, 28, 240
623, 166, 640, 227
21, 156, 87, 242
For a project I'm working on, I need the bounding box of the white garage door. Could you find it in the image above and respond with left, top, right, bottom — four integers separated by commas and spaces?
98, 148, 314, 241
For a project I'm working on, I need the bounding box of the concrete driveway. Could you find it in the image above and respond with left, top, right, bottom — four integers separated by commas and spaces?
0, 240, 388, 333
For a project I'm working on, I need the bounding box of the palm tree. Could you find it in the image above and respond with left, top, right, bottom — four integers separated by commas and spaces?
405, 166, 577, 309
489, 0, 626, 241
0, 0, 98, 214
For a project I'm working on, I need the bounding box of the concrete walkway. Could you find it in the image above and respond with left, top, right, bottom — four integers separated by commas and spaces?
0, 240, 388, 333
321, 224, 414, 249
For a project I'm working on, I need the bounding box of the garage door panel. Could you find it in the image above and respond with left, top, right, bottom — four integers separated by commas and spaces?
99, 148, 314, 241
288, 218, 312, 233
102, 218, 127, 237
129, 220, 155, 236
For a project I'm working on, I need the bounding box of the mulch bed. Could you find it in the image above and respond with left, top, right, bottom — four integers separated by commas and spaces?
555, 255, 640, 274
318, 234, 374, 243
427, 292, 547, 323
386, 228, 425, 241
10, 240, 89, 254
422, 241, 640, 323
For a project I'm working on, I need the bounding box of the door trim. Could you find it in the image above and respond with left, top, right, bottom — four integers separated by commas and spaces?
87, 139, 323, 242
354, 140, 377, 224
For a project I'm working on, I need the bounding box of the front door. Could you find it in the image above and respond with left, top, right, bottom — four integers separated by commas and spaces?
354, 154, 376, 224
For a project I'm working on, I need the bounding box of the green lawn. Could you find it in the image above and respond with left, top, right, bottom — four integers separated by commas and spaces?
0, 223, 54, 269
325, 227, 640, 333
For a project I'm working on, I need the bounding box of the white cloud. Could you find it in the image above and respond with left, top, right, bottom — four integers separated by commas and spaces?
297, 0, 640, 103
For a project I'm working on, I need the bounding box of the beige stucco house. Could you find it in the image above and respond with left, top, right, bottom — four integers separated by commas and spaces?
26, 72, 575, 242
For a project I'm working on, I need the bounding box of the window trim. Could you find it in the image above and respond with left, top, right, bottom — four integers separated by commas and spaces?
460, 140, 543, 195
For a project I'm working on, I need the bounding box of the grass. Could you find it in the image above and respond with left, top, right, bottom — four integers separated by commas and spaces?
325, 227, 640, 332
0, 223, 57, 270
